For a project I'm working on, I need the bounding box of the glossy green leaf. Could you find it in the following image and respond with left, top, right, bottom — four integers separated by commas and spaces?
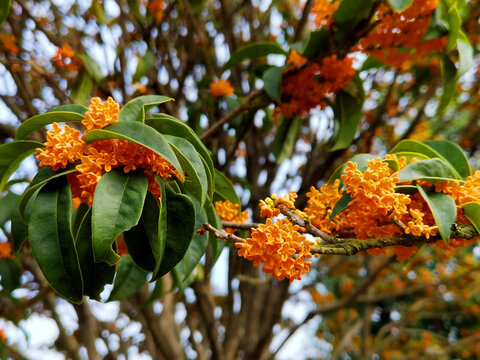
388, 0, 413, 12
462, 202, 480, 233
123, 221, 156, 272
422, 140, 471, 179
263, 66, 285, 102
76, 54, 104, 84
75, 209, 115, 300
107, 256, 149, 301
0, 0, 12, 25
416, 184, 456, 241
397, 158, 460, 183
118, 95, 173, 122
273, 117, 302, 163
445, 4, 461, 50
225, 42, 287, 69
360, 56, 385, 71
29, 179, 83, 303
438, 55, 457, 113
0, 258, 21, 294
19, 166, 77, 222
133, 50, 155, 82
173, 203, 209, 286
389, 139, 439, 158
70, 72, 93, 105
0, 191, 20, 228
92, 169, 148, 265
165, 135, 208, 210
11, 202, 29, 253
145, 278, 164, 305
330, 89, 363, 151
45, 104, 88, 115
330, 192, 354, 219
152, 186, 196, 279
301, 29, 330, 59
0, 140, 43, 193
16, 112, 85, 140
213, 169, 241, 206
205, 199, 223, 263
84, 121, 184, 180
333, 0, 374, 41
146, 114, 214, 200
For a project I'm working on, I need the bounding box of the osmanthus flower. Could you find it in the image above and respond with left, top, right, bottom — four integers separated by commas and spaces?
36, 97, 181, 207
215, 200, 249, 233
355, 0, 446, 69
209, 79, 235, 98
0, 33, 19, 55
0, 242, 12, 259
311, 0, 339, 29
235, 218, 314, 283
52, 44, 82, 72
148, 0, 166, 23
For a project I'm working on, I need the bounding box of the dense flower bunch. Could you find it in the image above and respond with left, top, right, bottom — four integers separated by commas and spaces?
235, 218, 314, 283
209, 80, 235, 98
275, 55, 356, 118
53, 44, 83, 72
0, 33, 19, 55
355, 0, 447, 68
215, 200, 249, 233
36, 97, 180, 207
312, 0, 339, 29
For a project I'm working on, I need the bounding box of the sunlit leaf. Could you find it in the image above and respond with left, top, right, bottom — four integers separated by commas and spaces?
118, 95, 173, 122
225, 42, 287, 69
16, 111, 85, 140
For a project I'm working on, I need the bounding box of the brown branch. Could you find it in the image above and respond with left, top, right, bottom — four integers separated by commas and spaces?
222, 221, 260, 229
4, 343, 30, 360
293, 0, 315, 42
200, 89, 264, 141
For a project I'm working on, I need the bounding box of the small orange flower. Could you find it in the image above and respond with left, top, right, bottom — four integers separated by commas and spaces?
82, 97, 120, 131
53, 45, 82, 71
0, 242, 12, 259
215, 200, 248, 233
148, 0, 166, 22
312, 0, 339, 29
0, 329, 5, 343
209, 80, 234, 97
0, 34, 19, 55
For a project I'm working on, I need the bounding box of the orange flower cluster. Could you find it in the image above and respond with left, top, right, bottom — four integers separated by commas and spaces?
235, 218, 314, 283
0, 242, 12, 259
275, 55, 355, 118
209, 80, 234, 98
0, 329, 5, 343
148, 0, 166, 23
0, 33, 19, 55
311, 0, 339, 29
53, 45, 82, 72
305, 180, 343, 234
215, 200, 249, 233
355, 0, 446, 69
36, 97, 179, 206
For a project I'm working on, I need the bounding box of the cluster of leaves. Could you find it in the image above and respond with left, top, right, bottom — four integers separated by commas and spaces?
0, 95, 242, 303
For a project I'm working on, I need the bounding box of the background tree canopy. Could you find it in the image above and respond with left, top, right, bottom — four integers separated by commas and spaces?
1, 0, 480, 359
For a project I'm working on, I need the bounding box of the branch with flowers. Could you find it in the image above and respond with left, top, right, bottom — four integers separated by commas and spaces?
207, 141, 480, 283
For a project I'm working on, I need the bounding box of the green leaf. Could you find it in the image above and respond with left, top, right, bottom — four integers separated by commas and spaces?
11, 203, 29, 253
330, 89, 363, 151
29, 178, 83, 303
84, 121, 184, 181
397, 158, 460, 183
173, 204, 209, 286
145, 278, 164, 304
438, 55, 457, 113
107, 256, 149, 301
445, 4, 461, 50
388, 0, 413, 12
263, 66, 285, 102
70, 72, 93, 105
225, 42, 287, 69
165, 135, 208, 210
133, 50, 156, 82
16, 111, 85, 140
360, 56, 385, 71
389, 139, 441, 158
0, 0, 12, 25
333, 0, 374, 41
76, 54, 104, 84
0, 191, 20, 228
0, 140, 43, 193
118, 95, 173, 122
146, 114, 214, 200
75, 209, 115, 300
462, 202, 480, 233
457, 38, 474, 77
422, 140, 471, 179
213, 169, 241, 206
416, 184, 456, 241
0, 258, 21, 294
19, 166, 77, 222
152, 186, 196, 279
92, 169, 148, 265
327, 154, 377, 187
330, 192, 354, 219
273, 117, 301, 163
301, 29, 330, 59
46, 104, 88, 115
